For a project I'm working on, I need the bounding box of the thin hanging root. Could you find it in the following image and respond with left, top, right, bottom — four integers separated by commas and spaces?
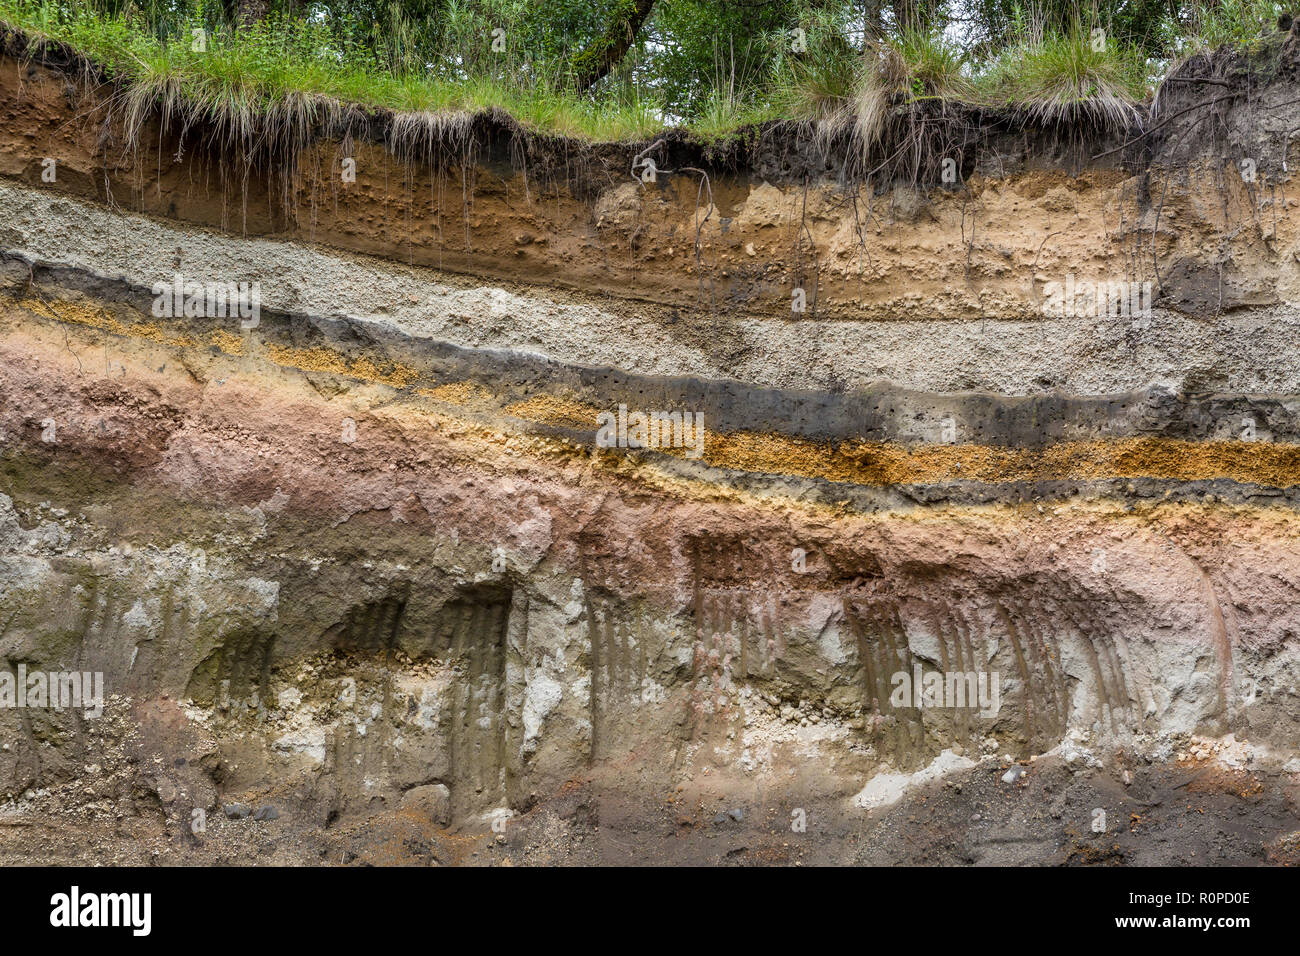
792, 177, 820, 318
677, 166, 717, 315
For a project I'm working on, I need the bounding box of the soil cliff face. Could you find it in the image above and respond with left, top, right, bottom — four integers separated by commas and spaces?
2, 30, 1300, 865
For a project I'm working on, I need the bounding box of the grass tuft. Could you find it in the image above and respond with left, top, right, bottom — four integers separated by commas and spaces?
983, 24, 1146, 133
849, 29, 976, 152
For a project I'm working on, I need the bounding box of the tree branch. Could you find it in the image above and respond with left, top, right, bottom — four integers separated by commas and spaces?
571, 0, 656, 93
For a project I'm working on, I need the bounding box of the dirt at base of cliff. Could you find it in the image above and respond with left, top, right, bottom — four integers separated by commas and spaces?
0, 753, 1294, 867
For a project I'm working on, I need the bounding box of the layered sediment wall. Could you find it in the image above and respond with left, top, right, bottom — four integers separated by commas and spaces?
2, 30, 1300, 864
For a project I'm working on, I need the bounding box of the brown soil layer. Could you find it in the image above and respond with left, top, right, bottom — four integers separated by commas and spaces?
1, 48, 1297, 322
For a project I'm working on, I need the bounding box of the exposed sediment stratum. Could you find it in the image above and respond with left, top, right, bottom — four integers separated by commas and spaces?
2, 29, 1300, 865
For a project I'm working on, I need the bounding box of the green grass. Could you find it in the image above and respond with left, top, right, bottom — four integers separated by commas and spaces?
890, 29, 978, 102
686, 86, 778, 143
983, 24, 1149, 132
767, 6, 862, 126
1, 0, 668, 146
0, 0, 1284, 152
